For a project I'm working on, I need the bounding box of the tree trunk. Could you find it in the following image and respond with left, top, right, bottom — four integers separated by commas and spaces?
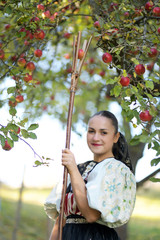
12, 166, 25, 240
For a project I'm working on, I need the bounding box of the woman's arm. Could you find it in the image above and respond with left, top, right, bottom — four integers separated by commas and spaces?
61, 149, 101, 223
49, 217, 59, 240
49, 217, 66, 240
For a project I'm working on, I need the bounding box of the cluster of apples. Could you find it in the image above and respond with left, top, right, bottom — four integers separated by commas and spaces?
98, 1, 159, 123
101, 50, 153, 122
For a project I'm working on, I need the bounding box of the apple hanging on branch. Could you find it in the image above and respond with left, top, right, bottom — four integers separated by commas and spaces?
120, 76, 130, 86
2, 140, 12, 151
135, 64, 145, 75
102, 52, 112, 63
139, 110, 153, 121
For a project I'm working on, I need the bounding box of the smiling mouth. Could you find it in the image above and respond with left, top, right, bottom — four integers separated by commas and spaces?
91, 143, 102, 146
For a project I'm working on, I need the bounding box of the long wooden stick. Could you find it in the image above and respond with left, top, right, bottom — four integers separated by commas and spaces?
58, 32, 92, 240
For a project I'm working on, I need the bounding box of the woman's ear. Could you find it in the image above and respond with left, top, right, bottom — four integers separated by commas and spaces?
114, 132, 120, 143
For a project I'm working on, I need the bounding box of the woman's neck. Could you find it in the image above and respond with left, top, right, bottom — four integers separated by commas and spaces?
94, 153, 114, 162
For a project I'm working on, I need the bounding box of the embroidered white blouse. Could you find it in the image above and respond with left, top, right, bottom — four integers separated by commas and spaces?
44, 158, 136, 228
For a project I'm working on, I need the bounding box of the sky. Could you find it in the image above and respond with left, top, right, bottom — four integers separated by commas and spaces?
0, 104, 159, 188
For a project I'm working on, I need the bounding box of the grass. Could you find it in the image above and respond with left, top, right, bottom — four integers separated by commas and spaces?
0, 184, 160, 240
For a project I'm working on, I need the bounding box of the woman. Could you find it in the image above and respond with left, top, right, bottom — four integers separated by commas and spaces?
44, 110, 136, 240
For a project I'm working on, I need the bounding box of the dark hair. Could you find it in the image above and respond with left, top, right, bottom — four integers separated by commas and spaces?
91, 110, 133, 171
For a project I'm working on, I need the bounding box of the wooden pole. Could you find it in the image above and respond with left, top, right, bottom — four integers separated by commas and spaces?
58, 31, 92, 240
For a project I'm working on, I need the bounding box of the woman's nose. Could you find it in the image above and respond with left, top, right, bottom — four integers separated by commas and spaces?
93, 133, 100, 140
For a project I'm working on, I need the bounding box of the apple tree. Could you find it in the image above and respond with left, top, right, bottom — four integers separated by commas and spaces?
0, 0, 159, 179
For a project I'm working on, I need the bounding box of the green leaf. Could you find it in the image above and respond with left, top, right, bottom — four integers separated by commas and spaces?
150, 177, 160, 182
113, 85, 122, 97
0, 134, 5, 147
9, 107, 17, 116
106, 77, 118, 84
151, 157, 160, 167
131, 58, 139, 65
4, 5, 12, 14
155, 122, 160, 127
29, 132, 37, 139
21, 129, 29, 138
34, 160, 42, 166
18, 118, 28, 127
27, 123, 39, 131
9, 132, 19, 141
7, 87, 16, 94
145, 81, 154, 90
130, 136, 140, 146
6, 137, 14, 148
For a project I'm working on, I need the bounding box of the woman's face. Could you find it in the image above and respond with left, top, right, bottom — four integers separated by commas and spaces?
87, 115, 119, 162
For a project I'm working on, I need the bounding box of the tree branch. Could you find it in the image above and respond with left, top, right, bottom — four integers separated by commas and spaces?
137, 168, 160, 188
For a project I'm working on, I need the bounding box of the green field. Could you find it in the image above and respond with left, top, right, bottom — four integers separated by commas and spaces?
0, 184, 160, 240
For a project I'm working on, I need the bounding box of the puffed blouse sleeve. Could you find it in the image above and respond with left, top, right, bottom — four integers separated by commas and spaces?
44, 175, 71, 221
86, 158, 136, 228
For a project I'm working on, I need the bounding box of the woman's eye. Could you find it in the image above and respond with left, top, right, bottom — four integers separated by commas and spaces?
102, 132, 107, 135
88, 130, 94, 133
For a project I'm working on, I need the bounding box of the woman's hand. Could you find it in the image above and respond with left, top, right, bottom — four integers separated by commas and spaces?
61, 148, 77, 174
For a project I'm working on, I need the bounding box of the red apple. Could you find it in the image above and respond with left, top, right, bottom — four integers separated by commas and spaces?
11, 55, 17, 62
63, 32, 71, 39
34, 29, 45, 40
66, 66, 72, 73
78, 49, 84, 60
99, 70, 105, 77
37, 4, 45, 11
147, 62, 154, 71
50, 15, 56, 22
153, 7, 160, 16
102, 52, 112, 63
4, 24, 11, 30
81, 80, 87, 85
16, 127, 21, 134
94, 21, 100, 29
42, 105, 47, 111
24, 40, 29, 46
148, 48, 158, 58
64, 53, 70, 59
124, 11, 129, 18
89, 69, 94, 75
145, 1, 154, 11
120, 76, 130, 86
50, 95, 55, 100
109, 3, 119, 11
3, 140, 12, 151
34, 49, 42, 57
25, 30, 34, 40
42, 10, 51, 18
89, 57, 94, 63
134, 8, 143, 16
9, 100, 17, 107
10, 127, 21, 134
17, 58, 26, 67
0, 49, 4, 59
26, 62, 35, 72
158, 27, 160, 34
139, 110, 152, 121
15, 95, 24, 103
30, 17, 40, 23
23, 73, 32, 82
135, 64, 145, 75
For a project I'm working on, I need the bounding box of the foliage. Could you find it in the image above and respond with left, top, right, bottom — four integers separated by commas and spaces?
0, 0, 159, 168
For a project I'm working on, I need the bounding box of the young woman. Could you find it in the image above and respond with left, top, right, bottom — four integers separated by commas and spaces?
44, 110, 136, 240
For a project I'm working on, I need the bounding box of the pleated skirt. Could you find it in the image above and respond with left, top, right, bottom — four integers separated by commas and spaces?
62, 215, 120, 240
